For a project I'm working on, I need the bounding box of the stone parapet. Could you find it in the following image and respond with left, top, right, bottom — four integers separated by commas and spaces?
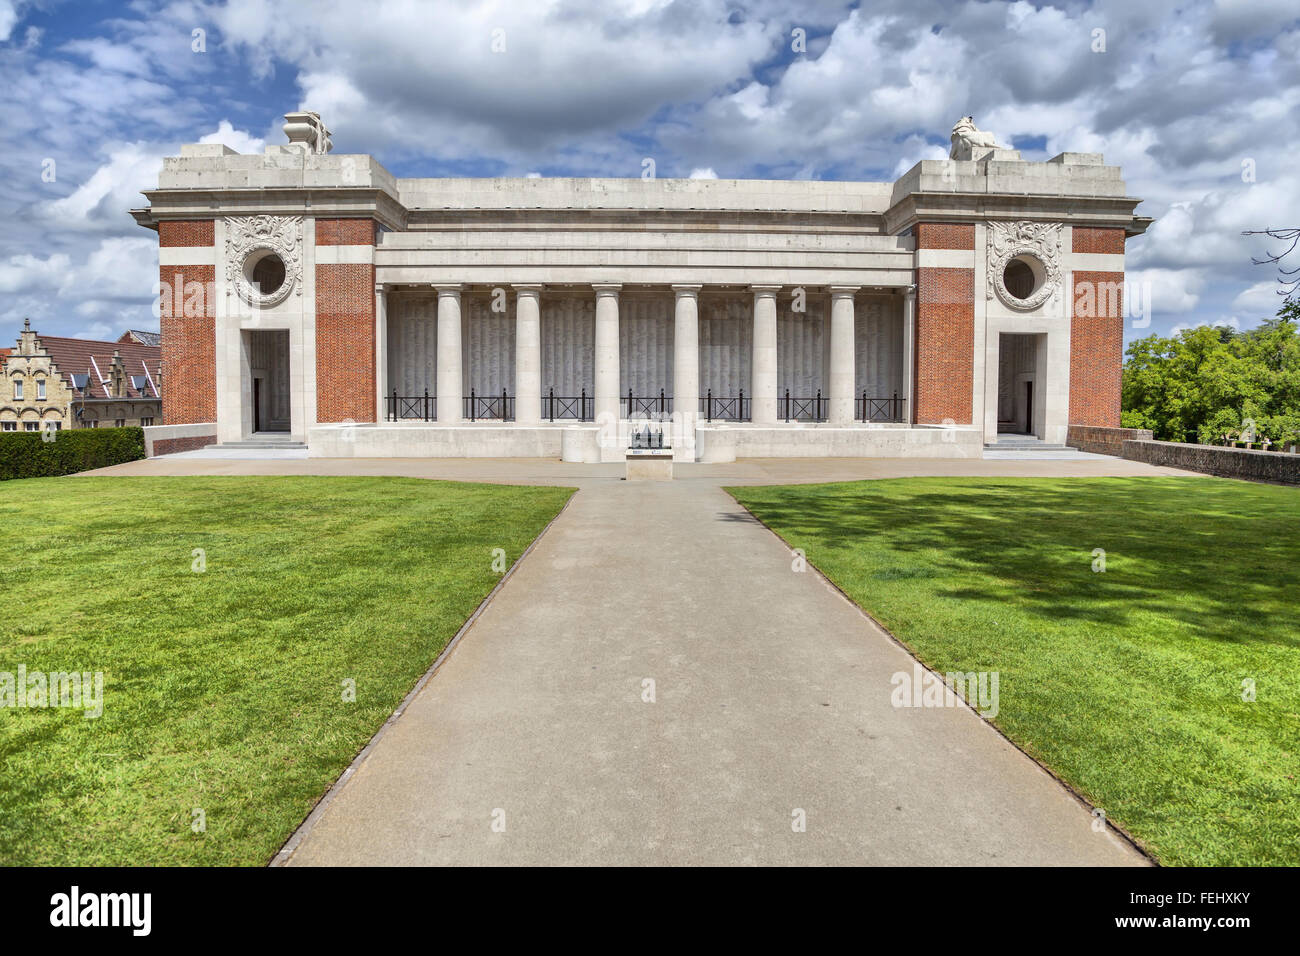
1066, 424, 1152, 456
1121, 440, 1300, 485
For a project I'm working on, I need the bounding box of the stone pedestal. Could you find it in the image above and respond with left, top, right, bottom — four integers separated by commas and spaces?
626, 449, 673, 481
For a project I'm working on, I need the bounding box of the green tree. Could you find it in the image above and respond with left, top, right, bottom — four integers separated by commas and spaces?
1121, 301, 1300, 447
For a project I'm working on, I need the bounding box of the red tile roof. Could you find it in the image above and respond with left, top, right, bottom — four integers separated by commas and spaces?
36, 335, 162, 400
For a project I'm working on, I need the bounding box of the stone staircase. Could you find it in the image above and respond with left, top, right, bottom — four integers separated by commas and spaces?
212, 435, 307, 450
984, 434, 1073, 452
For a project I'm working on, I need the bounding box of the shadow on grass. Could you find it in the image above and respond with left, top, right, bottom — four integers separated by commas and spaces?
732, 477, 1299, 648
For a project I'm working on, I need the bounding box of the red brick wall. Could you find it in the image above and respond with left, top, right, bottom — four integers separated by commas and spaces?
159, 262, 216, 426
1071, 227, 1126, 255
316, 262, 376, 422
315, 219, 378, 246
914, 267, 974, 424
915, 223, 975, 251
159, 220, 215, 247
152, 434, 216, 456
1070, 271, 1124, 427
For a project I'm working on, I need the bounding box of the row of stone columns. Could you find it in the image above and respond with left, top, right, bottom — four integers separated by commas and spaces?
383, 283, 916, 426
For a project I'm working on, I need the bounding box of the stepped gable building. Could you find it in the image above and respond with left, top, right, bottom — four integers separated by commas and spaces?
0, 319, 162, 431
131, 111, 1149, 461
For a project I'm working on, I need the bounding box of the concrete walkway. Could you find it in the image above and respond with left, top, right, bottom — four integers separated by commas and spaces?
268, 475, 1149, 866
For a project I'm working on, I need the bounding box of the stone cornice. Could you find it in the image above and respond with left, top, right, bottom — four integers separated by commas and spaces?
130, 176, 1151, 241
134, 187, 408, 232
885, 191, 1150, 237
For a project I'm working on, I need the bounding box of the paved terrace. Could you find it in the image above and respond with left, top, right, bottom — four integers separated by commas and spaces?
81, 455, 1185, 864
86, 453, 1189, 486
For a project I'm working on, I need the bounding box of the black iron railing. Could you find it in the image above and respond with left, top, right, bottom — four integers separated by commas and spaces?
387, 390, 436, 421
783, 389, 825, 422
701, 390, 749, 422
465, 389, 513, 421
623, 389, 672, 418
856, 391, 907, 423
545, 388, 593, 422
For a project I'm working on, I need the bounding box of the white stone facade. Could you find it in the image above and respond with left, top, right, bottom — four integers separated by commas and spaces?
134, 116, 1149, 460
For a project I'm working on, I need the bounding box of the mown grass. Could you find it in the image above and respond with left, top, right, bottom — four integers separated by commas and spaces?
728, 476, 1299, 866
0, 476, 572, 865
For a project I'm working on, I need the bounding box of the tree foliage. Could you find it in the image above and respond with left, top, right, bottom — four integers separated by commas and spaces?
1121, 301, 1300, 446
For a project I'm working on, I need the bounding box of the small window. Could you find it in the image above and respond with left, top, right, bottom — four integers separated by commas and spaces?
140, 417, 154, 427
85, 420, 98, 429
250, 253, 286, 295
44, 421, 60, 431
24, 421, 39, 431
13, 379, 22, 400
36, 380, 46, 400
114, 418, 125, 428
1, 422, 15, 431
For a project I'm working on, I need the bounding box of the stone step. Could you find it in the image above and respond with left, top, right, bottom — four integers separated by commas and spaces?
984, 443, 1073, 451
214, 441, 308, 449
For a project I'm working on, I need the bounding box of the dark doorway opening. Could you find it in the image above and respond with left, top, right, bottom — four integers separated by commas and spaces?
245, 329, 291, 435
996, 332, 1042, 437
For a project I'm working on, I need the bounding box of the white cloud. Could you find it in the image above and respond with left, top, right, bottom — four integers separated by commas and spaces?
1170, 316, 1241, 337
73, 236, 159, 300
0, 1, 17, 43
1233, 280, 1292, 315
0, 252, 72, 294
688, 167, 718, 179
199, 121, 266, 156
1127, 268, 1207, 316
1, 0, 1298, 341
41, 142, 164, 232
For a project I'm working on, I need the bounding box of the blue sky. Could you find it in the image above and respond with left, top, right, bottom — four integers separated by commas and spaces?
1, 0, 1298, 345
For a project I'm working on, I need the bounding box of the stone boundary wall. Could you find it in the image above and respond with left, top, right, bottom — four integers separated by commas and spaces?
145, 422, 216, 457
1122, 439, 1300, 485
1067, 424, 1153, 456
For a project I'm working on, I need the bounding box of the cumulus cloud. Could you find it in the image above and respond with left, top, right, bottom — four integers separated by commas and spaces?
1233, 280, 1293, 316
1, 0, 1298, 340
0, 252, 72, 295
41, 142, 165, 232
200, 120, 266, 155
1128, 268, 1208, 317
0, 1, 18, 43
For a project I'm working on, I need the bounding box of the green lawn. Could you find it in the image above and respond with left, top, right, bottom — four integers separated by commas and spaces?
0, 476, 572, 866
729, 476, 1300, 866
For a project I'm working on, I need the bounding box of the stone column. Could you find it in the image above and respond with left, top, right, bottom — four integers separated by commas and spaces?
673, 285, 701, 455
513, 285, 542, 425
593, 284, 621, 424
435, 285, 462, 423
902, 285, 916, 425
829, 286, 859, 425
751, 285, 780, 425
374, 283, 387, 423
